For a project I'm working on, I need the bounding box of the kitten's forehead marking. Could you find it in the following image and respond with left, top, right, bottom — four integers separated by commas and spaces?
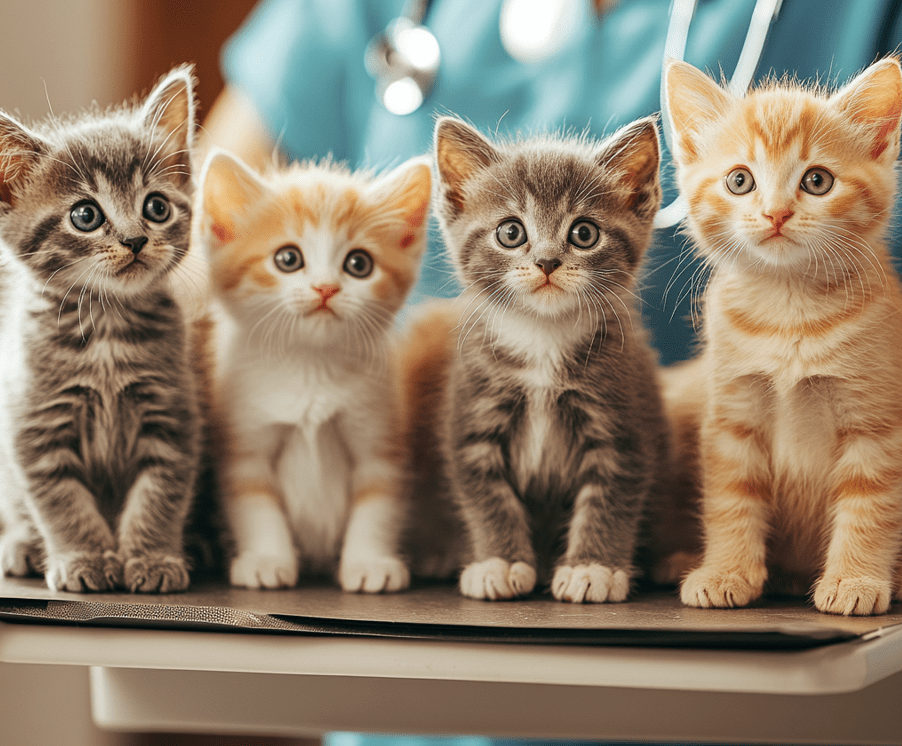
299, 222, 353, 285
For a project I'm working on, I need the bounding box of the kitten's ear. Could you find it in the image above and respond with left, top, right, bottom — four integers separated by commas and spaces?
434, 117, 500, 214
200, 149, 268, 247
369, 155, 433, 238
831, 57, 902, 161
597, 116, 662, 219
142, 64, 196, 180
0, 112, 46, 206
664, 59, 732, 162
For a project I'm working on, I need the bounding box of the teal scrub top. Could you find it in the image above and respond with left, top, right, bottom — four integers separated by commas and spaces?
223, 0, 902, 364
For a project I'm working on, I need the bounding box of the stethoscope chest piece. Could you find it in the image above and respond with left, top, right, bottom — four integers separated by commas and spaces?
366, 2, 440, 116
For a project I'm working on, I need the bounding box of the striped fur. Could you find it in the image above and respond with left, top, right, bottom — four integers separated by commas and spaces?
199, 150, 431, 592
0, 67, 201, 592
666, 58, 902, 615
428, 116, 671, 602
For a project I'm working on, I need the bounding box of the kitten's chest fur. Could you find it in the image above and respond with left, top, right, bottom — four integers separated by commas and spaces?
10, 288, 189, 503
488, 315, 590, 495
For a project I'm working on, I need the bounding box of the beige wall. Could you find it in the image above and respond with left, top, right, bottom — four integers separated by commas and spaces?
0, 0, 131, 120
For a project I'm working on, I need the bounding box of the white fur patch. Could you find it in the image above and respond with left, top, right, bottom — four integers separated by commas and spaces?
551, 563, 630, 603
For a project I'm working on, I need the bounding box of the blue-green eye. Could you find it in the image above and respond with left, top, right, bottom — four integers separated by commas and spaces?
143, 193, 171, 222
70, 201, 105, 232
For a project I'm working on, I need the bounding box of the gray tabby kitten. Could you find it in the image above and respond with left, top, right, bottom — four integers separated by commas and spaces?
433, 116, 670, 602
0, 67, 200, 593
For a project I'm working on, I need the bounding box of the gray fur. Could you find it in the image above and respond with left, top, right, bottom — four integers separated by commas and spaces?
434, 116, 671, 596
0, 66, 200, 592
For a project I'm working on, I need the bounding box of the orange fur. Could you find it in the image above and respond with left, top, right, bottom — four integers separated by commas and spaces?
397, 300, 468, 579
196, 150, 432, 591
665, 58, 902, 615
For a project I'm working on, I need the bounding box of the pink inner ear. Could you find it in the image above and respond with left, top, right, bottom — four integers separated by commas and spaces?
871, 103, 902, 159
404, 201, 428, 229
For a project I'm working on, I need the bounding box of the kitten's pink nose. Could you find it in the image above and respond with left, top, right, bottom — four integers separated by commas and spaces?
764, 208, 794, 230
314, 284, 340, 301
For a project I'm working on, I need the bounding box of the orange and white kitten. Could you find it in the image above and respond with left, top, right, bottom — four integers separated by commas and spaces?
665, 58, 902, 615
198, 150, 431, 592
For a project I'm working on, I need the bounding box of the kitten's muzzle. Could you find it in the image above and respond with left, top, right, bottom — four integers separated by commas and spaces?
121, 236, 148, 255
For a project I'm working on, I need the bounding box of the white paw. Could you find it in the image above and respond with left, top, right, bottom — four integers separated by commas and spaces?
229, 552, 298, 589
45, 551, 121, 593
552, 564, 630, 603
339, 556, 410, 593
459, 557, 536, 600
813, 574, 891, 616
680, 564, 764, 608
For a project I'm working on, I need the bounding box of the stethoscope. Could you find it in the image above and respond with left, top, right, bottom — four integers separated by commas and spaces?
366, 0, 783, 228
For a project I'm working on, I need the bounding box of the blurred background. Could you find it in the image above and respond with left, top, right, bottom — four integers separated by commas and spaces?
0, 0, 254, 127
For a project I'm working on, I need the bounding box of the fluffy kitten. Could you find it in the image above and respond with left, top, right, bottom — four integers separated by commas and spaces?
429, 116, 671, 602
199, 150, 431, 592
0, 67, 200, 592
666, 58, 902, 615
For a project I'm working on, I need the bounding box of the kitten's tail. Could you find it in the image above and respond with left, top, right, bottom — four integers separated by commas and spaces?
398, 300, 466, 579
645, 356, 706, 585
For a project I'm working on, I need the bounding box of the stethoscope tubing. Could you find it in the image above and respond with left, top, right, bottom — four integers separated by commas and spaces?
368, 0, 783, 230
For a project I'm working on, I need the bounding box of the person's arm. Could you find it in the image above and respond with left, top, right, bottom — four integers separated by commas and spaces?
198, 85, 276, 172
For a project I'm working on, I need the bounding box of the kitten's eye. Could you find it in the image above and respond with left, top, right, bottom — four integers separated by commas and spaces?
800, 167, 834, 196
343, 249, 374, 278
70, 201, 105, 232
725, 168, 755, 195
496, 219, 527, 249
274, 245, 304, 273
568, 220, 600, 249
143, 193, 171, 223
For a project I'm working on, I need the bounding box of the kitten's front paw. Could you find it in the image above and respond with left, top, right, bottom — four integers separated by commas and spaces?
459, 557, 536, 600
339, 556, 410, 593
124, 553, 189, 593
813, 574, 891, 616
46, 551, 121, 592
680, 565, 764, 608
229, 552, 298, 589
552, 564, 630, 603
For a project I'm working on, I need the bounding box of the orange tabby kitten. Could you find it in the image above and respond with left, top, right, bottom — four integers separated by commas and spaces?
665, 58, 902, 615
197, 150, 431, 591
